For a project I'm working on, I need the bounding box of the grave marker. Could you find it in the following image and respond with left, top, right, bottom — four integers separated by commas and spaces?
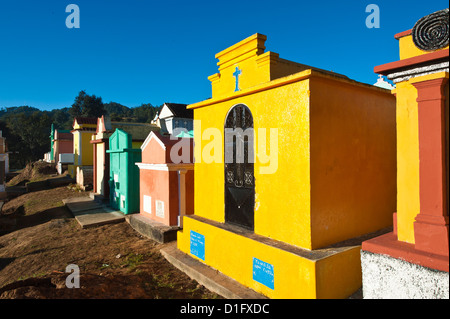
176, 33, 397, 298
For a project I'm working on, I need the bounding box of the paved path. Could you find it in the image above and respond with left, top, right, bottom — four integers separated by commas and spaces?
62, 197, 125, 229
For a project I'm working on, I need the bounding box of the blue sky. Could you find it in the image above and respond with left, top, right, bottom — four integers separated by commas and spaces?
0, 0, 447, 111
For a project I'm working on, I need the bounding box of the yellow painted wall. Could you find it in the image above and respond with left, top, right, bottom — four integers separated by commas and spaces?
210, 34, 315, 99
73, 131, 80, 166
398, 34, 449, 60
73, 119, 96, 167
81, 132, 94, 165
192, 71, 396, 250
178, 216, 363, 299
193, 75, 313, 249
179, 33, 396, 298
394, 80, 420, 243
315, 246, 362, 299
178, 217, 315, 298
73, 122, 96, 130
132, 141, 143, 149
309, 75, 396, 248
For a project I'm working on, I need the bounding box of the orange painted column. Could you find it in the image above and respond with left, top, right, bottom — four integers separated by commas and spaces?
412, 77, 449, 256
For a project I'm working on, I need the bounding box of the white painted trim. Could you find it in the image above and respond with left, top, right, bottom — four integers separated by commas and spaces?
164, 118, 173, 135
155, 200, 165, 218
97, 117, 104, 134
140, 131, 166, 151
135, 163, 194, 171
143, 195, 152, 214
158, 103, 174, 120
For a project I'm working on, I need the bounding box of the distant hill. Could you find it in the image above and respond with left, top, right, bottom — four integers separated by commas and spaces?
104, 102, 130, 116
103, 102, 161, 123
0, 105, 41, 117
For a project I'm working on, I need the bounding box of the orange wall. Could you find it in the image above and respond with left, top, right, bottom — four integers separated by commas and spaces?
139, 168, 194, 226
140, 169, 170, 224
142, 138, 166, 164
54, 139, 73, 163
59, 140, 73, 154
309, 76, 397, 248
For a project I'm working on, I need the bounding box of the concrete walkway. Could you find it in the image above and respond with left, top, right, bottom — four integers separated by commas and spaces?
62, 196, 179, 243
62, 197, 125, 229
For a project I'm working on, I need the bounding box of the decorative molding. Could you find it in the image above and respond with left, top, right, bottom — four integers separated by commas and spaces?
135, 163, 194, 171
374, 49, 449, 75
208, 73, 221, 83
386, 61, 449, 83
255, 51, 279, 68
394, 29, 412, 39
215, 33, 267, 70
412, 8, 449, 51
140, 131, 166, 151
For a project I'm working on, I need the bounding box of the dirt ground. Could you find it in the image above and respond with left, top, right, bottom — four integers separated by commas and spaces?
6, 161, 59, 187
0, 185, 220, 299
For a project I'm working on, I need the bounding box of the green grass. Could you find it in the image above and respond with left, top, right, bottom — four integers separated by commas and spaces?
152, 273, 175, 288
122, 253, 144, 269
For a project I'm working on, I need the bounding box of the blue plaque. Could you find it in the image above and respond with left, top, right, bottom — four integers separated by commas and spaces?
190, 230, 205, 260
252, 257, 274, 290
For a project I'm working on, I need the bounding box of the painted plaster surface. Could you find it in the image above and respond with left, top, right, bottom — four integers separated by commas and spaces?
361, 251, 449, 299
178, 33, 396, 298
178, 215, 363, 299
398, 34, 449, 60
138, 132, 194, 226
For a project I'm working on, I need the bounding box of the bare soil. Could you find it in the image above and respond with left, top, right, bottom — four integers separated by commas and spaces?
6, 161, 59, 187
0, 185, 220, 299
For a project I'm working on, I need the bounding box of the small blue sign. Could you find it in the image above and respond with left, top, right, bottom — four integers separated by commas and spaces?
252, 257, 274, 290
190, 230, 205, 261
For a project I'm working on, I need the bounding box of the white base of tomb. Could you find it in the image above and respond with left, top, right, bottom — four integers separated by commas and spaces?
361, 250, 449, 299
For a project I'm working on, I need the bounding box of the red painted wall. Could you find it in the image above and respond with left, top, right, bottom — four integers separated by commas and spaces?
142, 137, 166, 164
59, 140, 73, 154
141, 132, 194, 164
139, 168, 194, 226
139, 169, 171, 225
55, 139, 73, 164
139, 132, 194, 226
185, 170, 194, 215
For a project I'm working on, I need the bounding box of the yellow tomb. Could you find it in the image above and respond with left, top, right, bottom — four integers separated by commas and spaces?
68, 117, 97, 178
176, 34, 397, 298
361, 8, 449, 298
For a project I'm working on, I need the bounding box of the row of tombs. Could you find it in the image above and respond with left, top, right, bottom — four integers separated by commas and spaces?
43, 9, 449, 299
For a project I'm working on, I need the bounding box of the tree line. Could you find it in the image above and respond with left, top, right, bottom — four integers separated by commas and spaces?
1, 90, 162, 169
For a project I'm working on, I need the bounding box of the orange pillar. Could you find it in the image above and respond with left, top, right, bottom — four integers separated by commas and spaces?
412, 77, 449, 256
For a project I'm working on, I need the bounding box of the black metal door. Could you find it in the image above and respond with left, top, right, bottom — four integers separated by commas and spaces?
224, 104, 255, 230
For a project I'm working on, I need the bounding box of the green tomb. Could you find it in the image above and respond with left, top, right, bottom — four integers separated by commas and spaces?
106, 129, 141, 215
